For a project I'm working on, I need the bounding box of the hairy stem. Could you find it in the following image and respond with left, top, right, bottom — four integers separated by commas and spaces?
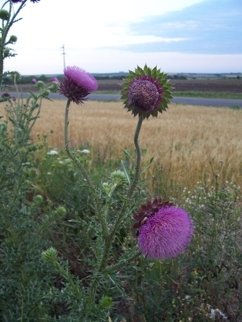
90, 115, 144, 298
64, 100, 94, 192
101, 115, 144, 268
64, 99, 107, 237
129, 115, 144, 196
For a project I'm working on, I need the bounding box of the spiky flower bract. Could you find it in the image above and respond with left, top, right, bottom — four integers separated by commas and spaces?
134, 199, 193, 259
121, 65, 172, 118
60, 66, 98, 104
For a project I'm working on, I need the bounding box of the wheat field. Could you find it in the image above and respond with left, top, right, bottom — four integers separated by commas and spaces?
1, 100, 242, 188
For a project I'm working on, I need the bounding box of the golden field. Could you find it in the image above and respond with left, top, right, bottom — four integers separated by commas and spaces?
1, 100, 242, 189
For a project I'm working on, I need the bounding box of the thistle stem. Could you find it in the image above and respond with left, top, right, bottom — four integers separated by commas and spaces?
64, 99, 107, 237
101, 115, 144, 266
90, 115, 145, 295
129, 114, 144, 196
64, 99, 94, 192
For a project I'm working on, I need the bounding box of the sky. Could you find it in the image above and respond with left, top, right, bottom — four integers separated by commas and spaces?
4, 0, 242, 74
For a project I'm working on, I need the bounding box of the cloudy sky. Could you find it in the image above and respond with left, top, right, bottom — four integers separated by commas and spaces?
4, 0, 242, 74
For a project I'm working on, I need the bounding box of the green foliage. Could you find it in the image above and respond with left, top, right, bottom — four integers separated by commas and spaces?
0, 80, 62, 320
0, 120, 240, 320
0, 117, 52, 320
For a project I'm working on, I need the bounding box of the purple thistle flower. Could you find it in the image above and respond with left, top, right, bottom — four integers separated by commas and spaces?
32, 78, 37, 84
121, 65, 172, 118
134, 199, 193, 260
60, 66, 98, 104
128, 77, 162, 113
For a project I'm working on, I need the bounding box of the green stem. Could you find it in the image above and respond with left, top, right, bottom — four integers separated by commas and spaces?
105, 251, 140, 273
64, 99, 94, 192
89, 115, 144, 299
100, 115, 144, 269
64, 99, 107, 238
129, 115, 144, 196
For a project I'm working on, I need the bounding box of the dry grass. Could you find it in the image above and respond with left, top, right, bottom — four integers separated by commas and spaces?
1, 100, 242, 189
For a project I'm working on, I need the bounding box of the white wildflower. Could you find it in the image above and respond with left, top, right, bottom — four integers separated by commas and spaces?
80, 149, 90, 154
47, 150, 58, 156
209, 307, 227, 320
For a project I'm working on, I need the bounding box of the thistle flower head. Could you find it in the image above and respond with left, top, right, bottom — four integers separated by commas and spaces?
0, 10, 10, 20
0, 92, 12, 102
9, 35, 17, 43
134, 199, 193, 259
60, 66, 98, 104
50, 77, 59, 84
121, 65, 172, 118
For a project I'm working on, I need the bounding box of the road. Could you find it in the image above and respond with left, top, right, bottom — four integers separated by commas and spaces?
6, 92, 242, 108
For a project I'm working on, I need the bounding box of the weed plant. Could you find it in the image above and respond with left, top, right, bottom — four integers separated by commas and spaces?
0, 1, 241, 321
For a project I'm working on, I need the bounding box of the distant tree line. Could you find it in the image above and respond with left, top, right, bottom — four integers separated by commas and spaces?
2, 72, 55, 85
3, 72, 240, 85
3, 73, 128, 84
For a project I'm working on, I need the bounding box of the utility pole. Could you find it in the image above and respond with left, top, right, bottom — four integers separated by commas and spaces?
61, 45, 66, 70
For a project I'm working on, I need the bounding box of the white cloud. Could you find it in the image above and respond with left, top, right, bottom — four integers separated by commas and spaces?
7, 47, 242, 74
5, 0, 240, 74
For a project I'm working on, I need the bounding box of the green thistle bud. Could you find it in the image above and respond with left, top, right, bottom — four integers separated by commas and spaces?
102, 182, 111, 195
42, 247, 58, 263
48, 81, 59, 93
9, 35, 17, 43
41, 89, 50, 97
111, 170, 127, 184
33, 194, 44, 205
121, 65, 173, 118
99, 296, 113, 310
3, 48, 10, 58
0, 10, 10, 21
36, 81, 45, 89
55, 206, 67, 217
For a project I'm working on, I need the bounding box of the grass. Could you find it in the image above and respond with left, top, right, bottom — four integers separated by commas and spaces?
6, 99, 239, 191
174, 91, 242, 99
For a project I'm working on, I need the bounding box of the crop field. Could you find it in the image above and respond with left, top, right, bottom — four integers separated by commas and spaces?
6, 77, 242, 94
97, 78, 242, 92
13, 100, 241, 191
